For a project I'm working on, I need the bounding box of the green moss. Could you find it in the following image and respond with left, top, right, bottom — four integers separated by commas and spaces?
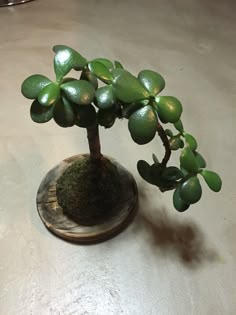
56, 156, 122, 225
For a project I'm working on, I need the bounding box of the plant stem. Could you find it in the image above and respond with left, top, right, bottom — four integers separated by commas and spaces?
87, 124, 102, 161
157, 122, 171, 166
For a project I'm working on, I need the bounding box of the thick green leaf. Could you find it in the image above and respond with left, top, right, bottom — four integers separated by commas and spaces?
137, 160, 152, 183
53, 97, 75, 127
200, 170, 222, 192
165, 129, 173, 137
53, 45, 87, 80
138, 70, 165, 96
173, 185, 190, 212
112, 70, 150, 103
169, 136, 182, 151
180, 147, 199, 173
114, 60, 123, 69
155, 96, 183, 123
93, 58, 113, 69
150, 164, 176, 191
97, 108, 116, 128
122, 103, 143, 118
88, 60, 113, 83
80, 69, 98, 89
194, 151, 206, 168
38, 82, 60, 107
184, 133, 198, 151
95, 85, 115, 109
30, 100, 54, 123
152, 153, 159, 164
161, 167, 183, 182
75, 105, 97, 128
174, 119, 184, 133
61, 80, 95, 105
128, 106, 157, 145
180, 176, 202, 204
21, 75, 51, 99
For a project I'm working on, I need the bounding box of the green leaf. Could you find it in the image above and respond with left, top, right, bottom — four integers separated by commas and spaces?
114, 60, 123, 69
161, 167, 183, 182
80, 69, 98, 89
53, 97, 75, 127
173, 185, 190, 212
169, 136, 182, 151
53, 45, 87, 80
93, 58, 113, 69
155, 96, 183, 123
88, 60, 113, 83
75, 105, 97, 128
180, 140, 185, 148
194, 151, 206, 168
97, 108, 116, 128
180, 147, 199, 173
61, 80, 95, 105
174, 119, 184, 133
138, 70, 165, 96
184, 133, 198, 151
128, 106, 157, 145
122, 103, 143, 118
112, 70, 150, 103
180, 176, 202, 204
38, 82, 60, 107
165, 129, 173, 137
95, 85, 115, 109
152, 153, 159, 164
30, 100, 54, 123
21, 75, 51, 99
150, 164, 176, 191
137, 160, 152, 183
200, 170, 222, 192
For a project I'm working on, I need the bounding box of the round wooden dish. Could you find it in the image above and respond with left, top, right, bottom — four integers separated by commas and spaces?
36, 154, 138, 244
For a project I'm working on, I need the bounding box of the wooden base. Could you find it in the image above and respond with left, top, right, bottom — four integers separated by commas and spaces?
36, 155, 138, 244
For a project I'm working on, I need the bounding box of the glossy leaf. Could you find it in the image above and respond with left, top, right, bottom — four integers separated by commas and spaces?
37, 82, 60, 107
165, 129, 173, 137
93, 58, 113, 69
173, 185, 190, 212
184, 133, 198, 151
152, 153, 159, 164
97, 108, 116, 128
161, 167, 183, 182
80, 69, 98, 89
169, 136, 182, 151
128, 106, 157, 145
75, 105, 97, 128
137, 160, 152, 183
180, 176, 202, 204
200, 170, 222, 192
114, 60, 123, 69
88, 60, 113, 83
53, 97, 75, 127
195, 151, 206, 168
61, 80, 95, 105
174, 119, 184, 133
53, 45, 87, 80
112, 70, 150, 103
138, 70, 165, 96
30, 100, 54, 123
95, 85, 115, 109
155, 96, 183, 123
21, 75, 51, 99
180, 147, 199, 173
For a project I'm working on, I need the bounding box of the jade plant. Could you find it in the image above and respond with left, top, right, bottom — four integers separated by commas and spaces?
21, 45, 222, 213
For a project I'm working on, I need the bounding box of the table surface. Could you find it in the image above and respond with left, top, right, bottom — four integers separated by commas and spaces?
0, 0, 235, 314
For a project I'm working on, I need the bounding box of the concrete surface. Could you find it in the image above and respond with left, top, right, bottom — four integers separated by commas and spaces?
0, 0, 235, 314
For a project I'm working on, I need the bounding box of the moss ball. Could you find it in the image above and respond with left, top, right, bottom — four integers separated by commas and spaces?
56, 156, 122, 226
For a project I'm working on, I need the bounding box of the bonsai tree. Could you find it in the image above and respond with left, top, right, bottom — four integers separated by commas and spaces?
21, 44, 222, 220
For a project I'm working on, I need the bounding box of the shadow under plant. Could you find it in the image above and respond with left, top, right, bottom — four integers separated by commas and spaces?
133, 185, 218, 268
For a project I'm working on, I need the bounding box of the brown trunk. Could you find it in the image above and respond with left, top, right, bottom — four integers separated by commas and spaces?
87, 124, 102, 160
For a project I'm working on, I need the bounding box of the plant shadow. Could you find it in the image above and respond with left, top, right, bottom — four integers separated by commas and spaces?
134, 184, 219, 269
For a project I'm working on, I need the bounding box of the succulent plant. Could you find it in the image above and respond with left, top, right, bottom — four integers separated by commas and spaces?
21, 45, 222, 212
